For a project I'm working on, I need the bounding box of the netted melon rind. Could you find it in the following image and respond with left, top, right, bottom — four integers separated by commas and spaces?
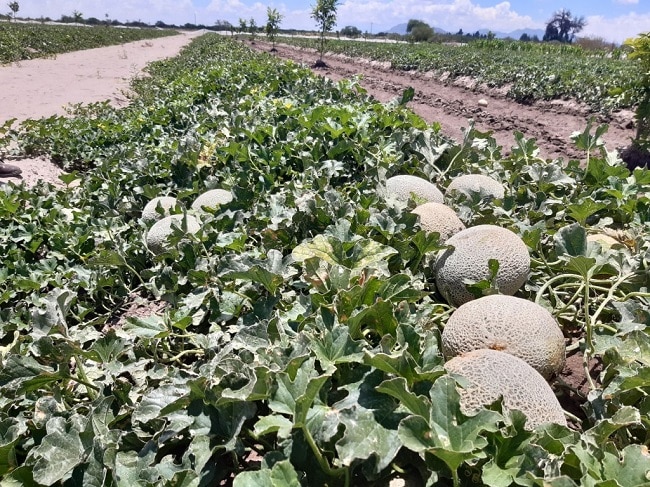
412, 202, 466, 242
142, 196, 181, 224
385, 175, 444, 204
191, 189, 233, 213
146, 214, 200, 255
445, 349, 567, 429
434, 225, 530, 306
441, 295, 566, 378
446, 174, 505, 200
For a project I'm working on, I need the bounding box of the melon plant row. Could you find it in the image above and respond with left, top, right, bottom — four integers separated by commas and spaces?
274, 36, 640, 112
0, 22, 178, 64
0, 33, 649, 486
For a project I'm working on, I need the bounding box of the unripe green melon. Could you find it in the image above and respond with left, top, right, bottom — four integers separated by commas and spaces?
411, 202, 465, 242
446, 174, 505, 200
434, 225, 530, 306
386, 175, 444, 204
142, 196, 181, 224
146, 214, 200, 255
445, 349, 567, 429
442, 295, 566, 379
191, 189, 233, 213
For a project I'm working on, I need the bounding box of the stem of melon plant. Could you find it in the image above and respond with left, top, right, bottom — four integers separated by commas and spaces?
582, 276, 596, 391
73, 355, 99, 400
301, 424, 349, 484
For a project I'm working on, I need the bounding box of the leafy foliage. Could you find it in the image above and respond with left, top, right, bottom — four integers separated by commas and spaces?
274, 36, 639, 112
0, 33, 649, 486
0, 22, 177, 64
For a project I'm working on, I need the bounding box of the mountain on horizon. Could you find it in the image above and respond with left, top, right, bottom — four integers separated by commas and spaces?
385, 23, 544, 40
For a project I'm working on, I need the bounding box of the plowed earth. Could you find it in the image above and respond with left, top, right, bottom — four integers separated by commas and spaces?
254, 40, 637, 163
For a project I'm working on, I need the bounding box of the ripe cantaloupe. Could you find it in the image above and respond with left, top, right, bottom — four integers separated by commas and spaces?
446, 174, 505, 200
142, 196, 181, 224
411, 202, 465, 242
146, 214, 200, 255
445, 349, 567, 429
434, 225, 530, 306
191, 189, 233, 213
442, 295, 566, 379
385, 175, 444, 204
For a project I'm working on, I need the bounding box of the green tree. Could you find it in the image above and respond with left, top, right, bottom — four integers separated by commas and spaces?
311, 0, 340, 66
249, 17, 257, 41
72, 10, 84, 23
7, 1, 18, 21
620, 33, 650, 168
340, 25, 361, 38
406, 19, 427, 33
238, 17, 247, 35
265, 7, 283, 50
406, 19, 434, 43
543, 9, 586, 43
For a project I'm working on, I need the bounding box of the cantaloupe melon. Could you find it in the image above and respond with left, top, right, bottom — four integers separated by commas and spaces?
191, 189, 233, 213
142, 196, 181, 224
385, 175, 444, 204
146, 214, 200, 255
412, 202, 465, 242
442, 295, 565, 378
445, 349, 567, 429
434, 225, 530, 306
446, 174, 505, 200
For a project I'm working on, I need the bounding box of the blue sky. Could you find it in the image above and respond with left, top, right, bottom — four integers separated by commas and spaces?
16, 1, 650, 43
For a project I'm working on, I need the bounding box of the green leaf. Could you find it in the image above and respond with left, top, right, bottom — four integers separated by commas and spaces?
398, 376, 501, 473
601, 444, 650, 486
225, 265, 284, 295
567, 255, 598, 280
86, 250, 127, 267
268, 358, 330, 426
347, 300, 397, 339
567, 200, 607, 226
30, 419, 86, 485
376, 377, 430, 418
0, 419, 21, 477
555, 223, 587, 257
122, 315, 169, 339
399, 86, 415, 105
254, 415, 294, 439
292, 234, 397, 275
309, 324, 365, 369
585, 406, 641, 444
335, 406, 401, 472
132, 385, 189, 424
233, 460, 301, 487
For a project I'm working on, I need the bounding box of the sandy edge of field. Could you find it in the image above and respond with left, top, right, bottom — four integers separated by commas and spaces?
0, 29, 205, 187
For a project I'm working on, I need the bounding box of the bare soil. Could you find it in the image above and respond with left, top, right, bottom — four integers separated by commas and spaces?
0, 30, 204, 187
255, 41, 637, 163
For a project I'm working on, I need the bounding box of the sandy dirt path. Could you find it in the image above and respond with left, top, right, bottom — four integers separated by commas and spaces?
0, 30, 204, 125
0, 30, 204, 186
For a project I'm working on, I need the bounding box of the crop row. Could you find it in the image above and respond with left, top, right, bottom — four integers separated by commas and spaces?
0, 22, 177, 64
0, 33, 649, 485
275, 36, 641, 112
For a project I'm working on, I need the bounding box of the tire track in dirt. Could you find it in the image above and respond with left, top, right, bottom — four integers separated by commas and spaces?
254, 41, 636, 162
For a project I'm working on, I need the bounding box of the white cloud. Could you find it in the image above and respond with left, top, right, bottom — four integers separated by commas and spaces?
13, 0, 647, 43
582, 12, 650, 43
336, 0, 540, 33
19, 0, 195, 24
613, 0, 639, 5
